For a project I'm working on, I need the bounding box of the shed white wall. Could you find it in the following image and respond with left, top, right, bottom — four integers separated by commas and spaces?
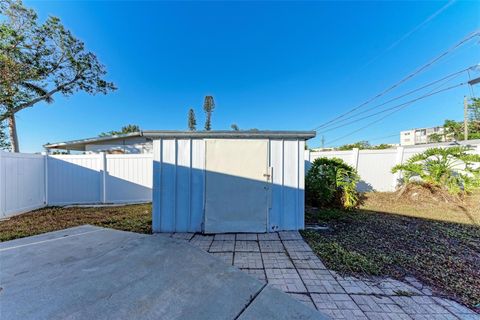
152, 138, 306, 233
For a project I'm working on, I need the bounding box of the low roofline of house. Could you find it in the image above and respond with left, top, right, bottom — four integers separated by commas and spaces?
43, 132, 143, 149
142, 130, 316, 140
43, 130, 316, 150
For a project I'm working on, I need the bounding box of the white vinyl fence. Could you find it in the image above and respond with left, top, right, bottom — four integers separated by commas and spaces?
2, 140, 480, 218
306, 141, 480, 192
0, 152, 152, 218
0, 152, 46, 218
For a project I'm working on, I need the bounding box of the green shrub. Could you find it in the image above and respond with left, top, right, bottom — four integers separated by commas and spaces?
392, 146, 480, 195
306, 157, 360, 209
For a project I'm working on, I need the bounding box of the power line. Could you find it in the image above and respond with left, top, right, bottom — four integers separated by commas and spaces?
326, 82, 466, 146
312, 30, 480, 131
318, 81, 466, 134
316, 66, 470, 132
467, 69, 477, 98
359, 0, 456, 70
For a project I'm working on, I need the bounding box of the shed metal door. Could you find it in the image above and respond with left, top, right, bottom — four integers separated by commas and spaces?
204, 139, 269, 233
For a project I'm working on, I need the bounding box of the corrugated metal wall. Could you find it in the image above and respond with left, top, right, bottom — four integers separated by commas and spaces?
152, 138, 306, 233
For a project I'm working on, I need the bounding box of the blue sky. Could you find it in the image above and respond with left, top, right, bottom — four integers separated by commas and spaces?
17, 1, 480, 152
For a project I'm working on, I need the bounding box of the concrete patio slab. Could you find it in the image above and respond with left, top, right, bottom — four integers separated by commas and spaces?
238, 285, 326, 320
0, 226, 328, 320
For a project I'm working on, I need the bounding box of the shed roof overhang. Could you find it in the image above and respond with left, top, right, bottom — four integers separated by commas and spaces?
44, 130, 316, 151
142, 130, 316, 140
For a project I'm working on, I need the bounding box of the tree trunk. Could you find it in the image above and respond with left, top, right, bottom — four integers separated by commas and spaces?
7, 113, 19, 152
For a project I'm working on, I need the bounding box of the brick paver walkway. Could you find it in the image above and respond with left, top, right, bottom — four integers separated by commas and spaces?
164, 231, 479, 320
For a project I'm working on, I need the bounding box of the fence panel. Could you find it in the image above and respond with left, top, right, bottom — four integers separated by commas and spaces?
105, 154, 152, 203
307, 141, 480, 192
47, 154, 103, 205
356, 150, 398, 192
309, 150, 355, 167
0, 151, 45, 218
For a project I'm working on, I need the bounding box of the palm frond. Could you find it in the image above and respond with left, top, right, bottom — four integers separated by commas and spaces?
392, 147, 480, 195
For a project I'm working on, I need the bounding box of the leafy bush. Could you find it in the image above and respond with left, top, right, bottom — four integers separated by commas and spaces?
392, 146, 480, 195
306, 157, 360, 209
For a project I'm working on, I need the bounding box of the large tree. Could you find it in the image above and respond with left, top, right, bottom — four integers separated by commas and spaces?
203, 96, 215, 131
0, 0, 116, 152
467, 98, 480, 139
443, 119, 463, 141
468, 97, 480, 121
0, 119, 10, 150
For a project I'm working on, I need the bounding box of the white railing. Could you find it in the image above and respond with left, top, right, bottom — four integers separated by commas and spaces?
0, 152, 153, 218
306, 141, 480, 192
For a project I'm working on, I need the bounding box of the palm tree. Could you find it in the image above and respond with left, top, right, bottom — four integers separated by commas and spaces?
203, 96, 215, 131
188, 108, 197, 131
392, 147, 480, 194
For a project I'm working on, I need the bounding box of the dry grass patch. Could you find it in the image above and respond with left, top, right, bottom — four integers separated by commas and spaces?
362, 189, 480, 225
0, 204, 152, 242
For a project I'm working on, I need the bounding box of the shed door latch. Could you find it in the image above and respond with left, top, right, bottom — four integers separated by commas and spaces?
263, 167, 273, 180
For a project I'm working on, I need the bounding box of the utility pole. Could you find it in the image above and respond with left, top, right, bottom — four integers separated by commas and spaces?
464, 96, 469, 141
465, 76, 480, 141
321, 136, 325, 148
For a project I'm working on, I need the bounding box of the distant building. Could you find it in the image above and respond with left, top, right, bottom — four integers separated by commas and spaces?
400, 126, 446, 146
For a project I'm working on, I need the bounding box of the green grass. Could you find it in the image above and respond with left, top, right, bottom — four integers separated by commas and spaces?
0, 204, 152, 242
302, 204, 480, 309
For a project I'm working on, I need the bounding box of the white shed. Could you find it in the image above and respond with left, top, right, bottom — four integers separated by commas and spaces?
148, 131, 316, 233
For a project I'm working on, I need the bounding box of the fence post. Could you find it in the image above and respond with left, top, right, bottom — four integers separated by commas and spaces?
392, 147, 405, 190
42, 152, 49, 205
152, 139, 162, 233
100, 152, 107, 204
0, 151, 4, 218
352, 148, 360, 169
304, 149, 311, 163
304, 149, 311, 174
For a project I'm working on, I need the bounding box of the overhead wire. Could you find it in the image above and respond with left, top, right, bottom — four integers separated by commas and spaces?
357, 1, 457, 71
326, 76, 467, 146
316, 67, 471, 133
312, 30, 480, 131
